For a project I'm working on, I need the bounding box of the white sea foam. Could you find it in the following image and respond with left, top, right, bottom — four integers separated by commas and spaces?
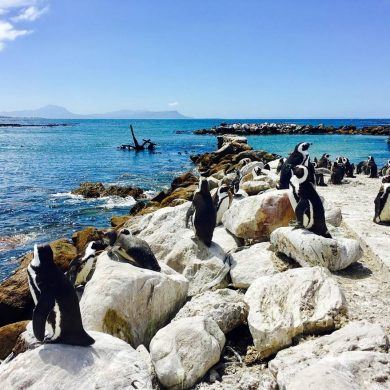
97, 196, 136, 209
0, 232, 38, 252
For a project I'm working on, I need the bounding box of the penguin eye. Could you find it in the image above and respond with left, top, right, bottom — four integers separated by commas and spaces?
121, 229, 130, 235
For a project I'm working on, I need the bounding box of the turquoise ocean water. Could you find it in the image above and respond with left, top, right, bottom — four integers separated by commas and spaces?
1, 118, 389, 280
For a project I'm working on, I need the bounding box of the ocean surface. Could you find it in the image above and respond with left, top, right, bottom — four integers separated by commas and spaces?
1, 118, 389, 280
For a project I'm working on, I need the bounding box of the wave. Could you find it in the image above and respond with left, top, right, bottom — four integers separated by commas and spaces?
97, 196, 136, 209
0, 232, 37, 253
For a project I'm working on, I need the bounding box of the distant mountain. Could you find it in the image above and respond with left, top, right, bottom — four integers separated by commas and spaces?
0, 105, 190, 119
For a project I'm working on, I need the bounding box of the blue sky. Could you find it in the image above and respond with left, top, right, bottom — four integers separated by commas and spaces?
0, 0, 389, 118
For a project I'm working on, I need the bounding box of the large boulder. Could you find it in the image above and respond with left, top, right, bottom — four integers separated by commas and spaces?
0, 321, 28, 360
230, 243, 278, 289
222, 190, 295, 241
270, 227, 362, 271
269, 321, 389, 388
240, 180, 271, 196
150, 316, 225, 389
80, 252, 188, 348
0, 239, 77, 327
0, 331, 153, 389
173, 289, 248, 334
244, 266, 347, 358
285, 351, 390, 390
71, 226, 103, 253
125, 203, 231, 296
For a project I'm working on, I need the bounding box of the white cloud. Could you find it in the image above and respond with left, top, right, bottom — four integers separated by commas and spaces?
168, 101, 179, 107
0, 0, 48, 51
12, 4, 48, 21
0, 20, 31, 50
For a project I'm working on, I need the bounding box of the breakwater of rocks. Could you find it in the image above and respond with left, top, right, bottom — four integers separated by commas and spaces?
194, 122, 390, 136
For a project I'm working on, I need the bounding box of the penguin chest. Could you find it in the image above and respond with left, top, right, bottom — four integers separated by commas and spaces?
51, 301, 62, 340
303, 201, 315, 229
216, 198, 230, 224
75, 256, 96, 285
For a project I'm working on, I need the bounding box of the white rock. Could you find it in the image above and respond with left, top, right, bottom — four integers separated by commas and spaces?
0, 331, 153, 390
207, 177, 220, 190
240, 161, 264, 177
269, 321, 389, 389
286, 351, 390, 390
212, 226, 241, 253
150, 316, 225, 390
80, 252, 188, 347
126, 203, 230, 296
270, 227, 362, 271
173, 289, 248, 333
230, 243, 278, 288
222, 190, 295, 241
325, 207, 343, 227
240, 180, 270, 196
244, 266, 347, 358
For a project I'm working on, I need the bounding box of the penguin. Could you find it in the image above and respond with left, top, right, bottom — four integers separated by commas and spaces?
230, 169, 242, 195
185, 178, 216, 247
276, 157, 287, 174
356, 160, 367, 174
380, 160, 390, 176
374, 176, 390, 224
108, 229, 161, 271
317, 153, 331, 169
27, 244, 94, 346
330, 161, 345, 184
341, 157, 355, 178
278, 142, 312, 189
367, 156, 378, 178
289, 165, 332, 238
213, 184, 233, 225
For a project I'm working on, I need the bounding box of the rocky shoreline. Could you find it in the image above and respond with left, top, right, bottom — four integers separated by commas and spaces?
193, 122, 390, 136
0, 135, 389, 389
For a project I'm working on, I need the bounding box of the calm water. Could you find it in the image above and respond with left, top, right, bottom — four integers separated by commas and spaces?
1, 118, 389, 280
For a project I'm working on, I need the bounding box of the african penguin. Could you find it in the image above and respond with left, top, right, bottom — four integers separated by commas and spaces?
289, 165, 332, 238
27, 244, 94, 346
108, 229, 161, 271
380, 160, 390, 176
374, 176, 390, 224
186, 178, 216, 247
278, 142, 312, 189
212, 184, 233, 225
230, 170, 242, 195
276, 157, 287, 174
367, 156, 378, 178
317, 153, 331, 169
330, 161, 345, 184
340, 157, 355, 178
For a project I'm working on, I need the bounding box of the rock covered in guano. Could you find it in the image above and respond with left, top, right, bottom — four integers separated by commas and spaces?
222, 190, 295, 241
244, 266, 347, 358
270, 226, 362, 271
0, 331, 153, 389
80, 252, 188, 348
150, 316, 225, 390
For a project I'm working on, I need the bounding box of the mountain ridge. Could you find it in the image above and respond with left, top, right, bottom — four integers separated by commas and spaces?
0, 105, 190, 119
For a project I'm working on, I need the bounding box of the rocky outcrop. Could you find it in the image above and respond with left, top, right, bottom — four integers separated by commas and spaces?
80, 252, 188, 348
0, 239, 77, 327
223, 190, 295, 241
150, 316, 225, 389
173, 289, 248, 334
244, 267, 347, 358
0, 321, 28, 360
230, 243, 278, 289
71, 226, 104, 253
269, 321, 389, 389
270, 227, 362, 271
71, 182, 145, 199
0, 331, 153, 389
194, 122, 390, 136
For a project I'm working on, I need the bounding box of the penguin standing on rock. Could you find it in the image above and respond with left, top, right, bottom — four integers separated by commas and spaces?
374, 176, 390, 224
108, 229, 161, 271
289, 165, 332, 238
213, 185, 233, 225
27, 244, 95, 346
186, 178, 216, 247
278, 142, 312, 189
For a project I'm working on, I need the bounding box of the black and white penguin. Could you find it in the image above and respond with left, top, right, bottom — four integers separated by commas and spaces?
340, 157, 355, 178
27, 244, 95, 346
276, 157, 287, 174
367, 156, 378, 178
330, 161, 345, 184
108, 229, 161, 271
289, 165, 332, 238
317, 153, 331, 169
374, 176, 390, 224
213, 185, 233, 225
186, 178, 216, 247
278, 142, 312, 189
230, 170, 242, 195
380, 160, 390, 176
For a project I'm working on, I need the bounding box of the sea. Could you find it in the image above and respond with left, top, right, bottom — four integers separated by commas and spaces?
1, 118, 389, 280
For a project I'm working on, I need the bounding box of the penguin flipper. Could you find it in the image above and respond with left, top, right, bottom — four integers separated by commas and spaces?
33, 291, 55, 341
185, 204, 195, 228
295, 199, 309, 228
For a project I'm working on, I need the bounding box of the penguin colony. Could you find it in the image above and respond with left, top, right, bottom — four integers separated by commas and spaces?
27, 140, 389, 347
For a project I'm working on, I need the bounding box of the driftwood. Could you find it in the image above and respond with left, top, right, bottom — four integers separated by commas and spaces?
118, 125, 157, 151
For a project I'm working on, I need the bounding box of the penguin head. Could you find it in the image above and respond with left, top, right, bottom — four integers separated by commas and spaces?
103, 230, 118, 246
295, 142, 311, 155
322, 153, 330, 159
368, 156, 374, 162
32, 244, 54, 267
199, 178, 210, 194
291, 165, 309, 183
217, 185, 230, 200
253, 166, 262, 176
